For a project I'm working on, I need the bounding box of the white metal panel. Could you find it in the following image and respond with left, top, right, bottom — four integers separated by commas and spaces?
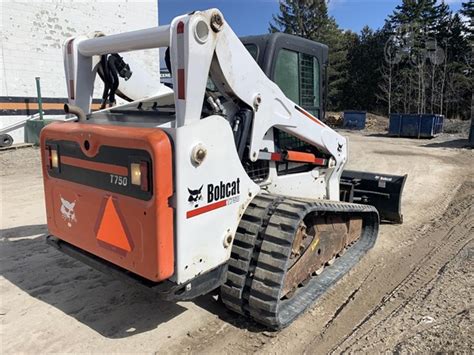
63, 36, 96, 113
265, 169, 328, 200
169, 11, 219, 128
173, 115, 260, 283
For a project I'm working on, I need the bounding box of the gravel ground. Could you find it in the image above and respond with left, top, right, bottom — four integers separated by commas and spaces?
1, 131, 473, 354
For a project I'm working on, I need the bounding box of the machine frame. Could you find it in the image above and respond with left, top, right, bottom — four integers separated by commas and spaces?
55, 9, 348, 285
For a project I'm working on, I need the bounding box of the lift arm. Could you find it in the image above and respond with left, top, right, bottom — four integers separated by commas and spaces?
63, 9, 347, 200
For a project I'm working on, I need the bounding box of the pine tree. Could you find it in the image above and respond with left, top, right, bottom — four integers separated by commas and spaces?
269, 0, 329, 38
344, 26, 388, 111
324, 20, 350, 110
270, 0, 471, 120
460, 1, 473, 39
444, 12, 472, 119
269, 0, 349, 110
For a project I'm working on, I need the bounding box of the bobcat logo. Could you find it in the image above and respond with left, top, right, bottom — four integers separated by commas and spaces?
188, 185, 203, 208
60, 196, 77, 227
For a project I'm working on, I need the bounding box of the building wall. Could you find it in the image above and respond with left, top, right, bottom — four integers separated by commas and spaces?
1, 1, 159, 144
1, 0, 159, 98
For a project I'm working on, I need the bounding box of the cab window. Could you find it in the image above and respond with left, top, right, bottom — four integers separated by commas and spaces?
274, 49, 299, 103
274, 49, 320, 116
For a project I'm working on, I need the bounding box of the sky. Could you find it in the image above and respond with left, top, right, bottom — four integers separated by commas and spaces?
158, 0, 465, 36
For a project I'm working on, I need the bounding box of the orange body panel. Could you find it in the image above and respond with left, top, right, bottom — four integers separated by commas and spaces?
40, 122, 174, 282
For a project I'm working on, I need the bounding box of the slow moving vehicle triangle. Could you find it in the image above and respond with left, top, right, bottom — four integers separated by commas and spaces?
96, 197, 132, 252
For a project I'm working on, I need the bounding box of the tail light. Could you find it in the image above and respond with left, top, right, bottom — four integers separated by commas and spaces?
51, 149, 59, 168
131, 161, 149, 191
46, 145, 60, 171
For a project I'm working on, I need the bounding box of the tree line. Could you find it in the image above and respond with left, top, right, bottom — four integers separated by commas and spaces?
270, 0, 472, 120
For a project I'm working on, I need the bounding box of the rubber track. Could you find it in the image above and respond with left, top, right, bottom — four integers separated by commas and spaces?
220, 194, 282, 315
222, 195, 379, 329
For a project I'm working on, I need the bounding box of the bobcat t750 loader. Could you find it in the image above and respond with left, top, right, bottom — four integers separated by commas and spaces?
41, 9, 393, 329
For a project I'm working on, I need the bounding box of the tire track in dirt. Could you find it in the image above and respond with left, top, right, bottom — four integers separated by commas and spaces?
261, 180, 473, 355
391, 307, 473, 353
324, 181, 473, 353
353, 240, 473, 353
169, 182, 473, 354
378, 177, 466, 253
3, 139, 471, 353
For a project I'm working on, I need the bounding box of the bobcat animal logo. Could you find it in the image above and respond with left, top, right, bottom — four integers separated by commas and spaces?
188, 185, 203, 208
60, 196, 77, 227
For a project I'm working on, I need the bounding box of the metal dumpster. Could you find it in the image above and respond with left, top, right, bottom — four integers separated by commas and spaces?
389, 113, 444, 138
343, 111, 366, 130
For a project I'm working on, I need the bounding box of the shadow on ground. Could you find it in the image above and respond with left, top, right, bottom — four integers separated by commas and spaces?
1, 224, 48, 239
0, 224, 187, 338
363, 133, 391, 138
423, 138, 471, 149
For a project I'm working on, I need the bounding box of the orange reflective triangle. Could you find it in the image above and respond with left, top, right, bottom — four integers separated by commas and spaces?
96, 197, 132, 252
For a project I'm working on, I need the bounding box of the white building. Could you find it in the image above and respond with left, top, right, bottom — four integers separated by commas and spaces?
1, 0, 160, 144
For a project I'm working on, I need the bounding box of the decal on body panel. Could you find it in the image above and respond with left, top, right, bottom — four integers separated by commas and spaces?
60, 196, 77, 227
186, 178, 241, 219
188, 185, 203, 208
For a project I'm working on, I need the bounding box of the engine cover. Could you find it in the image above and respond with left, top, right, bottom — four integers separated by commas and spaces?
40, 122, 174, 282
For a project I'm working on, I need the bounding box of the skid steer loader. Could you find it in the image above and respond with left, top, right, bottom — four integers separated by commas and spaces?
41, 9, 404, 329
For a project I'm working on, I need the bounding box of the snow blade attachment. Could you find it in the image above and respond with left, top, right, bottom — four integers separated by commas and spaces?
340, 170, 407, 224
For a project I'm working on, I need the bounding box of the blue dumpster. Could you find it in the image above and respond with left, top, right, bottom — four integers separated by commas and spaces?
343, 111, 366, 130
389, 114, 444, 138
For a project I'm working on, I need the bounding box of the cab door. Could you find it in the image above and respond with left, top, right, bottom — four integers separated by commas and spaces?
268, 35, 327, 120
242, 33, 328, 120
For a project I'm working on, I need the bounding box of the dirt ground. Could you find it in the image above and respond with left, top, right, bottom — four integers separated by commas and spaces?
326, 111, 472, 138
326, 111, 390, 133
1, 131, 473, 354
